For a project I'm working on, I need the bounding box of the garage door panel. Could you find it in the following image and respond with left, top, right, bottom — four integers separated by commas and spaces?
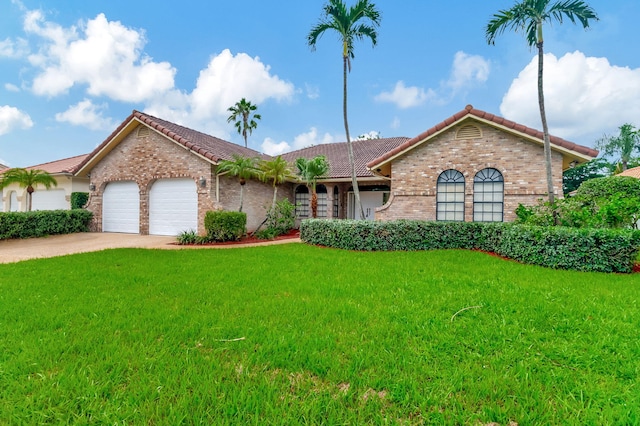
149, 179, 198, 236
103, 181, 139, 233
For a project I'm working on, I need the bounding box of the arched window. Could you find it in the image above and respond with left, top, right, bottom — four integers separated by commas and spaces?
316, 184, 328, 218
437, 169, 465, 221
333, 186, 339, 218
473, 168, 504, 222
295, 185, 309, 218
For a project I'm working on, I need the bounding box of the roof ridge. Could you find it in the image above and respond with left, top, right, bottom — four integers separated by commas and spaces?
25, 153, 89, 170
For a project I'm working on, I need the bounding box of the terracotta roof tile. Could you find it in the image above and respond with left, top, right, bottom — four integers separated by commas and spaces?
283, 137, 409, 179
618, 166, 640, 178
24, 153, 90, 174
367, 105, 599, 168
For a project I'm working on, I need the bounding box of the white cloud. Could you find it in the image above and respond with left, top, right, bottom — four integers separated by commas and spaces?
55, 99, 115, 130
0, 105, 33, 136
305, 83, 320, 100
501, 51, 640, 142
375, 81, 435, 109
260, 127, 337, 155
446, 51, 490, 92
354, 131, 380, 141
190, 49, 294, 120
5, 83, 20, 92
261, 137, 291, 156
292, 127, 336, 150
391, 116, 400, 129
376, 51, 489, 109
25, 10, 176, 102
0, 37, 28, 58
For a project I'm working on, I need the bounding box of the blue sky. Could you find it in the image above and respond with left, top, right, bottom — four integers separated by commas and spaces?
0, 0, 638, 167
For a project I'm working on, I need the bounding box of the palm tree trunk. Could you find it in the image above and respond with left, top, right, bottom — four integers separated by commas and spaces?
239, 184, 244, 212
311, 191, 318, 218
343, 54, 365, 220
271, 185, 278, 210
537, 42, 555, 205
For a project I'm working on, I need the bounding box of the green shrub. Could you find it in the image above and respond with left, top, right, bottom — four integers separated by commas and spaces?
518, 176, 640, 229
177, 229, 199, 245
300, 219, 640, 273
252, 199, 297, 240
0, 209, 93, 240
70, 192, 89, 209
204, 210, 246, 242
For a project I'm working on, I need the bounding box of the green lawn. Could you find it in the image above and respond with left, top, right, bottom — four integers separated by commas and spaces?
1, 244, 639, 424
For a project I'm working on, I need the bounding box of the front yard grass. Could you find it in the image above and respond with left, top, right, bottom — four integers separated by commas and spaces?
0, 244, 638, 424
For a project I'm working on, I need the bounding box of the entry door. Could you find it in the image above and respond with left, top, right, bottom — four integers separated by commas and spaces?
347, 191, 388, 220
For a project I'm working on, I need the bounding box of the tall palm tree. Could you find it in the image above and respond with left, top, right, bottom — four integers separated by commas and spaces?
308, 0, 380, 219
596, 123, 640, 172
295, 156, 330, 218
258, 156, 295, 211
217, 154, 259, 212
0, 168, 57, 211
227, 98, 261, 148
486, 0, 597, 204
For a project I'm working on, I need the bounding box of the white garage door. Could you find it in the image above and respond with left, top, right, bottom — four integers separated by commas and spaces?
103, 181, 140, 233
149, 178, 198, 236
32, 189, 68, 211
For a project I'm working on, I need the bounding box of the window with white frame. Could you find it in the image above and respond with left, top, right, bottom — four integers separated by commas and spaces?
473, 168, 504, 222
436, 169, 465, 221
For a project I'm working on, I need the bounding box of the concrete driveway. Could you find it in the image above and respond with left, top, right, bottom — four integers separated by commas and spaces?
0, 232, 301, 264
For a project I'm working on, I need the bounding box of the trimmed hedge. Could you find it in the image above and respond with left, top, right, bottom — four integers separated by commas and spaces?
300, 219, 640, 273
204, 210, 246, 242
70, 192, 89, 209
0, 209, 93, 240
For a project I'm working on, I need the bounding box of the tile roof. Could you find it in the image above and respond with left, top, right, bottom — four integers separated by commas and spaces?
282, 137, 410, 179
0, 163, 8, 172
618, 166, 640, 178
75, 110, 266, 174
132, 111, 266, 162
22, 153, 89, 174
367, 105, 599, 169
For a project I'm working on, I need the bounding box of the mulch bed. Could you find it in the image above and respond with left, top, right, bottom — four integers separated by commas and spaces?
174, 229, 300, 247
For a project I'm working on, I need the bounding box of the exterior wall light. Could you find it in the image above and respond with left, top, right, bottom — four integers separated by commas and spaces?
199, 177, 207, 188
89, 183, 96, 191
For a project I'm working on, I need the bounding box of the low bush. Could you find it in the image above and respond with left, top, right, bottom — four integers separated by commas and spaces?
70, 192, 89, 209
0, 209, 93, 240
204, 210, 246, 242
300, 219, 640, 273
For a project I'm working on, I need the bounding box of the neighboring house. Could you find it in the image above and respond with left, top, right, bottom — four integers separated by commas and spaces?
1, 154, 89, 212
366, 105, 598, 222
73, 106, 597, 236
618, 166, 640, 178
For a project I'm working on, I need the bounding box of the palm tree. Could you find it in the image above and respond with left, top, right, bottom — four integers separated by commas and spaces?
295, 156, 330, 218
217, 154, 259, 212
227, 98, 261, 148
596, 123, 640, 172
486, 0, 597, 204
258, 156, 295, 211
308, 0, 380, 219
0, 168, 57, 211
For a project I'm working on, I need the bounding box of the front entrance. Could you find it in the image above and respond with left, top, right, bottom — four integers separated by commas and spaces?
347, 186, 390, 220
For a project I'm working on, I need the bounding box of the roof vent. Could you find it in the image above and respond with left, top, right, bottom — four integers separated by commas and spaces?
456, 124, 482, 140
137, 126, 150, 138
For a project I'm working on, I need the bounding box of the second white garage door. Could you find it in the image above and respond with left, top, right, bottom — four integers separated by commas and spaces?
149, 178, 198, 236
103, 181, 140, 233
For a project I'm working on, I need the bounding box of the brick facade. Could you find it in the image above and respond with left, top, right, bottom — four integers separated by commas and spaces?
85, 125, 287, 234
376, 122, 564, 222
